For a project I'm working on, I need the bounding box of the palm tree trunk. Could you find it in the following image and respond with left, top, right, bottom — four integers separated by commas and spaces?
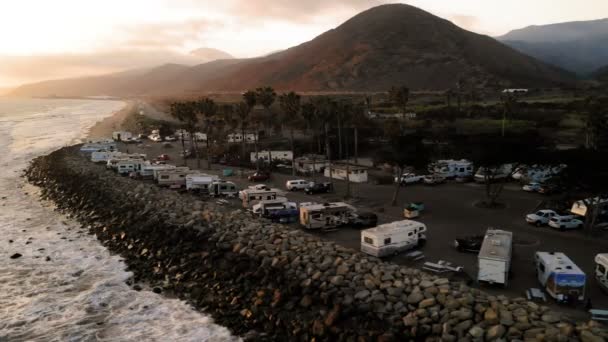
345, 128, 351, 199
354, 127, 359, 164
391, 166, 403, 206
206, 132, 212, 170
255, 126, 260, 172
241, 126, 246, 164
337, 116, 342, 160
180, 134, 186, 166
291, 128, 296, 176
325, 123, 332, 187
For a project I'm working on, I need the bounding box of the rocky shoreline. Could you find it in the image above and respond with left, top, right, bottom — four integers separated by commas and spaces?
25, 145, 608, 341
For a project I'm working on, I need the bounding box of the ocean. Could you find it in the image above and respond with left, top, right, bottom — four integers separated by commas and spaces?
0, 98, 237, 342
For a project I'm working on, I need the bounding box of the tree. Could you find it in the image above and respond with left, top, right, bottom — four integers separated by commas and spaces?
197, 97, 217, 170
279, 92, 302, 176
169, 102, 189, 166
242, 91, 257, 166
255, 86, 277, 165
235, 102, 250, 163
169, 101, 198, 167
315, 97, 337, 187
389, 85, 410, 119
301, 101, 317, 154
500, 92, 517, 137
583, 96, 608, 150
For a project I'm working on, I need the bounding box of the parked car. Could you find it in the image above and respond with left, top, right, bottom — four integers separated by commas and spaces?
149, 135, 163, 142
180, 149, 192, 158
423, 174, 446, 185
137, 134, 147, 139
157, 154, 170, 161
396, 173, 423, 185
525, 209, 558, 226
164, 136, 177, 142
454, 235, 483, 253
548, 215, 584, 230
523, 182, 543, 192
248, 172, 270, 182
350, 212, 378, 228
538, 183, 563, 195
305, 182, 332, 194
286, 179, 310, 191
455, 176, 473, 183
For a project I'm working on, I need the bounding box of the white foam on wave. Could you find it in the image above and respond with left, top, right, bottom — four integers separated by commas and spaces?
0, 99, 239, 342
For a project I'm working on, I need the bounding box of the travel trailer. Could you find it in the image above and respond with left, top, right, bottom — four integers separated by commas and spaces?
106, 154, 146, 170
91, 151, 123, 163
428, 159, 474, 179
116, 159, 146, 175
360, 220, 427, 257
136, 164, 176, 179
227, 133, 257, 144
239, 188, 283, 208
112, 131, 133, 141
299, 202, 357, 230
80, 142, 117, 154
474, 164, 514, 183
209, 181, 238, 197
251, 198, 297, 217
294, 155, 327, 174
152, 166, 189, 181
156, 168, 191, 187
512, 164, 566, 182
477, 229, 513, 286
571, 197, 608, 217
325, 164, 368, 183
595, 254, 608, 292
251, 151, 293, 164
535, 252, 586, 303
185, 174, 220, 192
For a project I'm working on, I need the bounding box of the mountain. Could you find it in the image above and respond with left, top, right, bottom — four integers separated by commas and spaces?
11, 4, 572, 97
593, 65, 608, 82
498, 19, 608, 74
190, 47, 234, 61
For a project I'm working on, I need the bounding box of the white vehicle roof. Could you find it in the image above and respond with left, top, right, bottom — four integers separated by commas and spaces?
287, 179, 307, 183
595, 253, 608, 266
478, 229, 512, 260
363, 220, 425, 236
536, 209, 556, 214
536, 252, 584, 275
301, 202, 356, 212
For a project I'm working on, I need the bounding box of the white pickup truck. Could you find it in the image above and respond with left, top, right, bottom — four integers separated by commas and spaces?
395, 173, 423, 185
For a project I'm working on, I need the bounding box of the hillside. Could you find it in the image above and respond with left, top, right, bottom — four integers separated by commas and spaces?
11, 4, 572, 97
593, 65, 608, 82
499, 19, 608, 74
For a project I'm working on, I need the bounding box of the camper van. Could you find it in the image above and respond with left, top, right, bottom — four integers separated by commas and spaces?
112, 131, 133, 141
116, 159, 146, 175
360, 220, 427, 257
252, 198, 297, 217
239, 188, 282, 208
429, 159, 474, 179
535, 252, 586, 303
209, 181, 238, 197
299, 202, 356, 230
474, 164, 514, 183
156, 168, 191, 187
185, 174, 220, 192
477, 229, 513, 286
595, 254, 608, 292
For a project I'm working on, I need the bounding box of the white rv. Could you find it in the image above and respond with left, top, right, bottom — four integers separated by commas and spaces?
80, 142, 117, 154
185, 174, 220, 192
477, 229, 513, 286
535, 252, 586, 303
91, 151, 123, 163
152, 166, 189, 181
209, 181, 238, 197
299, 202, 356, 230
474, 164, 513, 183
137, 164, 176, 179
251, 151, 294, 163
239, 188, 282, 208
156, 168, 191, 187
252, 198, 297, 217
595, 254, 608, 292
112, 131, 133, 141
360, 220, 427, 257
106, 154, 147, 170
429, 159, 474, 179
116, 159, 146, 175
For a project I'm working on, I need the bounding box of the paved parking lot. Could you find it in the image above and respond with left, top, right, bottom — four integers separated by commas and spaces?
120, 141, 608, 313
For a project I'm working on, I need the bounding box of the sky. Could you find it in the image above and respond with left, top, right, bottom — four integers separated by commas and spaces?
0, 0, 607, 88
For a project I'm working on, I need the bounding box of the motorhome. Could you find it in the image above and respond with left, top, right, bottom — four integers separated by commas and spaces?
227, 133, 257, 144
156, 168, 191, 187
116, 159, 147, 175
106, 154, 146, 170
594, 254, 608, 292
294, 155, 328, 174
512, 164, 566, 182
252, 198, 297, 217
299, 202, 357, 230
209, 181, 238, 197
477, 229, 513, 286
251, 150, 293, 164
112, 131, 133, 141
571, 197, 608, 217
360, 220, 427, 257
474, 164, 514, 183
239, 188, 283, 208
325, 164, 368, 183
91, 151, 123, 163
185, 174, 220, 192
137, 164, 176, 179
429, 159, 474, 179
535, 252, 586, 303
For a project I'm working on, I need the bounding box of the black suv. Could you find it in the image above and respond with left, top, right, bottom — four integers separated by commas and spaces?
305, 182, 332, 194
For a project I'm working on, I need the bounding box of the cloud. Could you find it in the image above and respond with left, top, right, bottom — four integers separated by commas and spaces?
448, 14, 488, 34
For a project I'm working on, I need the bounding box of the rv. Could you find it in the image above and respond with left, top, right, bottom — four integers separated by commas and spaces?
137, 164, 176, 179
595, 254, 608, 292
209, 181, 238, 197
112, 131, 133, 141
156, 168, 191, 187
185, 174, 220, 192
474, 164, 514, 183
535, 252, 586, 303
239, 188, 283, 208
299, 202, 356, 230
250, 150, 294, 164
80, 142, 117, 154
477, 229, 513, 286
106, 154, 147, 170
360, 220, 427, 257
91, 151, 123, 163
116, 159, 146, 175
152, 166, 189, 181
429, 159, 474, 179
252, 198, 297, 217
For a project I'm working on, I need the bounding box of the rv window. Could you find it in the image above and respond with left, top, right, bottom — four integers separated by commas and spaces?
599, 264, 607, 275
408, 232, 413, 236
539, 263, 546, 273
220, 185, 227, 190
312, 213, 321, 219
364, 237, 374, 245
384, 238, 391, 245
160, 175, 169, 179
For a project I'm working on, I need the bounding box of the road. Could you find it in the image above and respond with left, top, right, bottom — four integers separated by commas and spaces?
118, 140, 608, 314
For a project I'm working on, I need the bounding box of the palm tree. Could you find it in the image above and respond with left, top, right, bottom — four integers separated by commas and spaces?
389, 85, 410, 119
170, 101, 198, 167
350, 102, 367, 165
255, 86, 277, 165
500, 92, 516, 137
235, 102, 250, 163
169, 102, 188, 166
279, 92, 302, 176
197, 98, 217, 170
242, 91, 256, 165
301, 101, 317, 154
315, 97, 337, 187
